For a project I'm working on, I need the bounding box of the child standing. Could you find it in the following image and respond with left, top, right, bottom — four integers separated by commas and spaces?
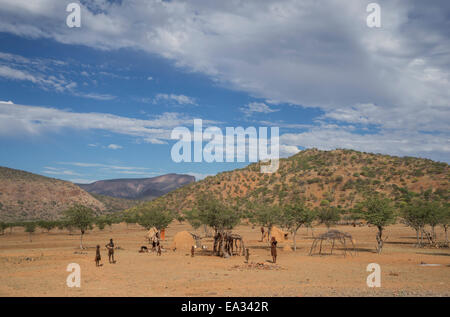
270, 237, 277, 264
95, 245, 101, 267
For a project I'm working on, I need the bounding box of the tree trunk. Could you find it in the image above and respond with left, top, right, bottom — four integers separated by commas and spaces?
267, 225, 272, 244
220, 234, 229, 258
203, 224, 209, 238
444, 225, 448, 244
376, 226, 383, 254
309, 226, 315, 238
80, 232, 84, 249
415, 229, 420, 247
293, 230, 297, 251
431, 225, 436, 241
29, 232, 32, 243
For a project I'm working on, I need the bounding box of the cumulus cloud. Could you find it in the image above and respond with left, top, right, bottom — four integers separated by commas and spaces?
0, 1, 448, 160
280, 124, 450, 162
240, 102, 279, 116
155, 93, 197, 105
0, 102, 216, 144
107, 144, 123, 150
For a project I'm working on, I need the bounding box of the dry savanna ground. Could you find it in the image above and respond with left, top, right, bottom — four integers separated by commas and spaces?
0, 222, 449, 297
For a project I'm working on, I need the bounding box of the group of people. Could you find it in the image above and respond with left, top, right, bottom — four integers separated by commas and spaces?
95, 228, 278, 267
139, 238, 162, 255
95, 238, 116, 267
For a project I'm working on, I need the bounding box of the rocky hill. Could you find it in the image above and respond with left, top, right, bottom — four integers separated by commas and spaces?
77, 174, 196, 200
152, 149, 449, 212
0, 166, 139, 221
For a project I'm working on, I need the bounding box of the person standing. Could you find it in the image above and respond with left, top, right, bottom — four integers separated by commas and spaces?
106, 238, 116, 263
157, 244, 162, 256
95, 245, 102, 267
260, 227, 265, 242
270, 237, 277, 264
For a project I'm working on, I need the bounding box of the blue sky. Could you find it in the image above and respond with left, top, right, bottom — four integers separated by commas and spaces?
0, 1, 448, 183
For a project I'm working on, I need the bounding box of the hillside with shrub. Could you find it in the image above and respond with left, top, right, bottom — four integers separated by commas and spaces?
0, 167, 139, 221
149, 149, 449, 212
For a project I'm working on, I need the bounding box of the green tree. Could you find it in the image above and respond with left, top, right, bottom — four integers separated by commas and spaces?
189, 195, 241, 256
0, 221, 6, 235
250, 203, 282, 242
64, 205, 95, 249
317, 206, 340, 230
136, 204, 174, 232
38, 220, 57, 233
176, 214, 185, 224
401, 199, 444, 246
123, 212, 137, 229
95, 217, 106, 231
6, 222, 16, 234
281, 202, 316, 251
105, 215, 115, 231
184, 208, 203, 230
361, 196, 396, 253
24, 222, 36, 242
425, 201, 443, 243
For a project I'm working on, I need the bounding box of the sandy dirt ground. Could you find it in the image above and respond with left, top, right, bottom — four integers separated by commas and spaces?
0, 222, 448, 297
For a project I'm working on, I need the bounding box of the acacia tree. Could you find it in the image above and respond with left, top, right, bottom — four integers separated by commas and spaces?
401, 199, 429, 247
136, 203, 174, 235
401, 199, 445, 246
64, 205, 95, 249
176, 214, 185, 224
24, 222, 36, 242
316, 206, 340, 230
95, 217, 107, 231
361, 196, 396, 254
123, 212, 137, 229
0, 222, 6, 235
425, 201, 443, 244
250, 203, 282, 243
189, 195, 241, 257
281, 202, 316, 251
185, 207, 203, 231
38, 220, 57, 233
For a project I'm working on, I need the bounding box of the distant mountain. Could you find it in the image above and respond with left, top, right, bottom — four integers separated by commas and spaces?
0, 166, 141, 222
0, 166, 107, 221
77, 174, 196, 201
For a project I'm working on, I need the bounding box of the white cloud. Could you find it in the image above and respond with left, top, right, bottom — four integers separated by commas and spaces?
185, 172, 212, 181
279, 144, 300, 157
107, 144, 123, 150
147, 76, 153, 81
0, 1, 448, 161
42, 167, 82, 176
0, 102, 216, 143
58, 161, 159, 179
155, 93, 197, 105
240, 102, 279, 116
280, 124, 450, 162
70, 179, 96, 184
0, 51, 117, 100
